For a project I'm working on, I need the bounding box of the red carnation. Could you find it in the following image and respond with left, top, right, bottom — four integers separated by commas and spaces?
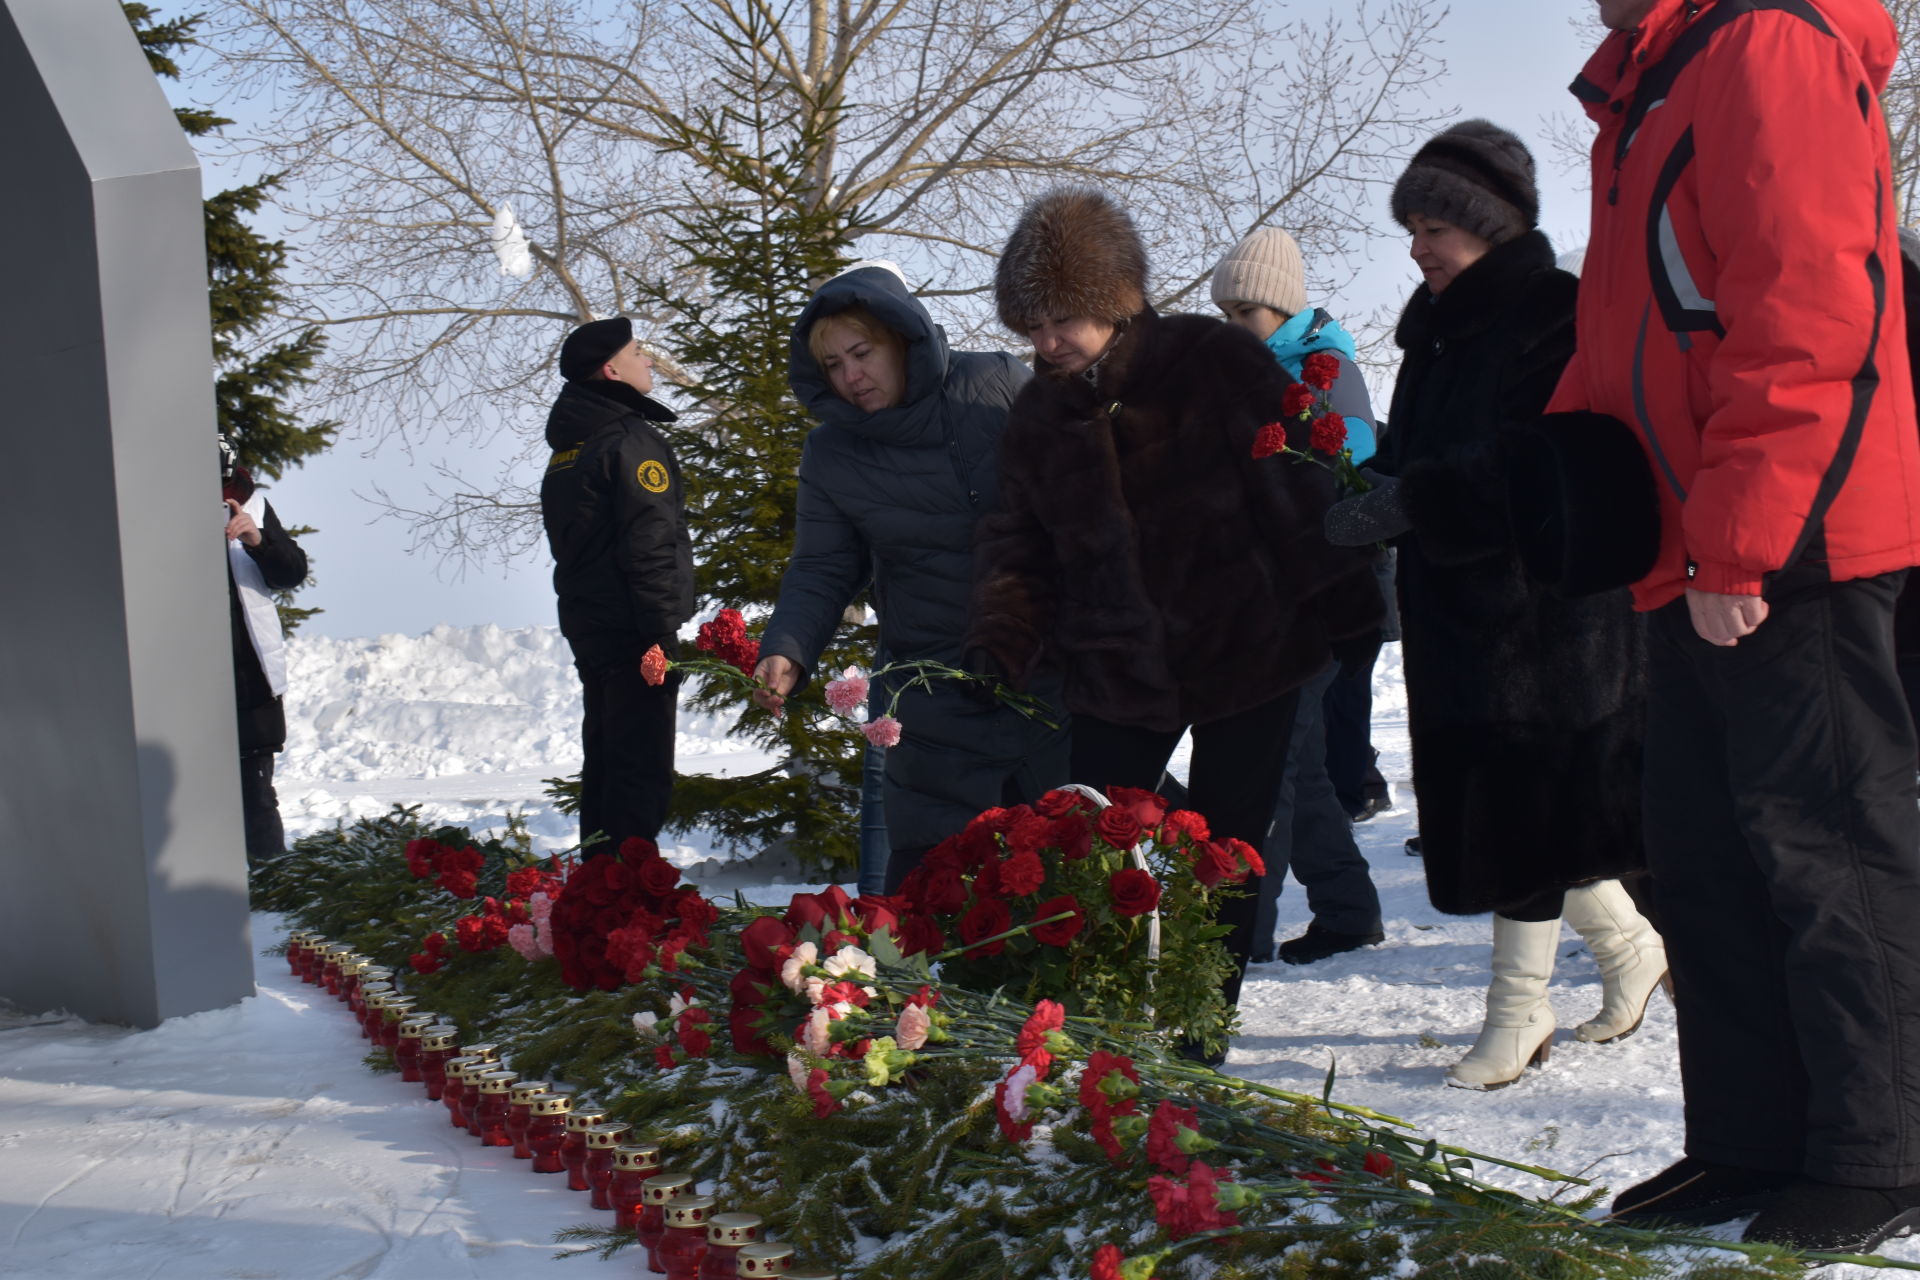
1146, 1099, 1200, 1175
1302, 350, 1342, 391
505, 866, 546, 900
436, 867, 479, 900
676, 1007, 714, 1059
1364, 1150, 1396, 1178
403, 838, 439, 879
1310, 412, 1348, 455
1252, 421, 1288, 459
654, 1043, 677, 1070
1185, 1161, 1241, 1233
1004, 809, 1054, 857
1160, 809, 1210, 843
409, 951, 442, 975
423, 931, 447, 955
957, 897, 1013, 957
1048, 812, 1093, 860
1090, 1245, 1125, 1280
1016, 999, 1066, 1070
1108, 867, 1162, 918
1030, 895, 1085, 946
999, 850, 1046, 897
1283, 381, 1317, 417
1094, 806, 1144, 850
639, 643, 669, 687
453, 914, 493, 952
805, 1067, 841, 1118
1226, 836, 1265, 879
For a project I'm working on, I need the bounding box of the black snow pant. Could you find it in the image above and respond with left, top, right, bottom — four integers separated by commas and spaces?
1255, 662, 1384, 957
575, 655, 679, 856
1070, 689, 1302, 1008
239, 750, 285, 867
1645, 567, 1920, 1188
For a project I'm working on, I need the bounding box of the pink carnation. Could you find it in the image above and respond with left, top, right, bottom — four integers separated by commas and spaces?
895, 1002, 931, 1052
824, 667, 870, 718
862, 715, 904, 748
506, 923, 543, 962
529, 892, 556, 956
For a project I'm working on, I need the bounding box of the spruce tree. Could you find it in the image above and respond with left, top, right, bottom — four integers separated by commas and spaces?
125, 3, 337, 630
631, 13, 874, 874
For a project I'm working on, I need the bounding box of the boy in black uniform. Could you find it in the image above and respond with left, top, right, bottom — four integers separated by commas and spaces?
540, 318, 695, 855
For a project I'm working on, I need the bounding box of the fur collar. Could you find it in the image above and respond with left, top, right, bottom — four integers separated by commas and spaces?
1395, 230, 1565, 350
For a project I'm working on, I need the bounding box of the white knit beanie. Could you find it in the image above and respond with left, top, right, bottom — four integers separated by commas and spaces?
1210, 226, 1307, 318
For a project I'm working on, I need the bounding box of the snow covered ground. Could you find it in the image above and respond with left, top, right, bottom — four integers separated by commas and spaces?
2, 624, 1913, 1276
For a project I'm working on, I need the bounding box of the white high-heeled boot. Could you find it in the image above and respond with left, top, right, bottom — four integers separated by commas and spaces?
1444, 914, 1559, 1091
1560, 880, 1669, 1043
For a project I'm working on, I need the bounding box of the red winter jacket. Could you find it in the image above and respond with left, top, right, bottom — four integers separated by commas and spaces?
1547, 0, 1920, 609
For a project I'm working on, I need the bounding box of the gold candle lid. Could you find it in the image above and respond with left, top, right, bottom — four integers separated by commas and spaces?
546, 1081, 581, 1097
531, 1092, 572, 1116
398, 1015, 439, 1039
476, 1069, 518, 1094
358, 982, 394, 1001
613, 1143, 662, 1172
444, 1056, 486, 1081
306, 938, 334, 953
508, 1080, 551, 1104
380, 999, 418, 1023
342, 957, 371, 977
362, 991, 394, 1014
708, 1213, 762, 1246
584, 1122, 631, 1149
566, 1105, 610, 1132
361, 966, 394, 982
737, 1243, 794, 1277
665, 1195, 716, 1228
639, 1171, 694, 1205
287, 929, 316, 945
325, 943, 355, 960
460, 1042, 501, 1062
420, 1028, 459, 1052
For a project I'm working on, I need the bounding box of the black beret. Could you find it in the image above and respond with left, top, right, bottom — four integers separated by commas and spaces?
558, 316, 633, 382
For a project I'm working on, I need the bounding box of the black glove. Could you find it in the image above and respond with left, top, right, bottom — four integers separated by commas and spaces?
960, 647, 1008, 708
1324, 470, 1409, 547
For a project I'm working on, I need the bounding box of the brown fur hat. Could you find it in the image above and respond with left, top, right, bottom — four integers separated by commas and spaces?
995, 187, 1149, 334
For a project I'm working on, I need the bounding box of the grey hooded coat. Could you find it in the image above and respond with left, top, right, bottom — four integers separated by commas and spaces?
761, 266, 1069, 851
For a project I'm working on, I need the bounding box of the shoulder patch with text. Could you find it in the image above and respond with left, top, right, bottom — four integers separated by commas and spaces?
636, 460, 670, 493
546, 448, 579, 471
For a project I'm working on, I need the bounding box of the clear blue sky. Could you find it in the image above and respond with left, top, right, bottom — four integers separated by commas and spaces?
207, 2, 1601, 639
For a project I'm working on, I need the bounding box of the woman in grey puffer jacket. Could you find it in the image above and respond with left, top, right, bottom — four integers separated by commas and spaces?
755, 263, 1068, 889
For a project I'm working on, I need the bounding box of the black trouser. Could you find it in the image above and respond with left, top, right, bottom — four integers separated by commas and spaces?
1323, 645, 1388, 816
1071, 690, 1301, 1007
239, 750, 285, 867
576, 657, 679, 856
1645, 568, 1920, 1188
883, 775, 1030, 894
1255, 663, 1383, 955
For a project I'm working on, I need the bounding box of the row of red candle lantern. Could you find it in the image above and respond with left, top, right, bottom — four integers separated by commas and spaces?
284, 929, 840, 1279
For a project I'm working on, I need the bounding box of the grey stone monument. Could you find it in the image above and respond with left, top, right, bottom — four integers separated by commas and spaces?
0, 0, 254, 1025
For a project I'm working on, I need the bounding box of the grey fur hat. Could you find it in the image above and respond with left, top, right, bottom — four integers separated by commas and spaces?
995, 187, 1149, 333
1390, 120, 1538, 246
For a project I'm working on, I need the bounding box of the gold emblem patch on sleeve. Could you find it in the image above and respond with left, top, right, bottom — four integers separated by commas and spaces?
637, 460, 670, 493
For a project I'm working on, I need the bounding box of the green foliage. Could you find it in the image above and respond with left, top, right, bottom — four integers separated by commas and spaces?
124, 3, 336, 630
626, 6, 873, 876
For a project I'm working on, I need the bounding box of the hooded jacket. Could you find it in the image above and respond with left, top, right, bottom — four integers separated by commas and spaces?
540, 379, 694, 665
763, 266, 1064, 850
1263, 308, 1377, 465
1548, 0, 1920, 609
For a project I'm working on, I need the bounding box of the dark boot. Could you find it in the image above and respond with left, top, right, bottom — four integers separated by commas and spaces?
1742, 1179, 1920, 1254
1611, 1157, 1795, 1224
1276, 922, 1384, 964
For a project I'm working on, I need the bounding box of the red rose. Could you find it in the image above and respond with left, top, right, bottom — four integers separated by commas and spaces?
957, 897, 1013, 957
1105, 786, 1168, 827
617, 835, 660, 862
999, 850, 1046, 897
635, 857, 681, 899
1160, 809, 1210, 843
1301, 350, 1341, 391
1252, 421, 1288, 459
1195, 840, 1237, 888
896, 912, 945, 957
1094, 806, 1144, 850
969, 806, 1019, 835
784, 884, 855, 932
853, 894, 905, 936
1030, 895, 1084, 946
970, 858, 1003, 901
1310, 412, 1347, 455
1035, 788, 1093, 818
1049, 812, 1093, 860
1282, 381, 1317, 418
909, 864, 968, 915
740, 915, 796, 972
1108, 868, 1162, 917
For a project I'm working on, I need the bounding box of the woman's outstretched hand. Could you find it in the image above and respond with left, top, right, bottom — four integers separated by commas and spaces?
752, 655, 799, 712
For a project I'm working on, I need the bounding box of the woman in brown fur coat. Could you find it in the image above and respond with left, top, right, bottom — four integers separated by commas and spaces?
968, 187, 1382, 1031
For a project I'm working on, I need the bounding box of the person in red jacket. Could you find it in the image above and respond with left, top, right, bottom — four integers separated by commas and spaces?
1548, 0, 1920, 1253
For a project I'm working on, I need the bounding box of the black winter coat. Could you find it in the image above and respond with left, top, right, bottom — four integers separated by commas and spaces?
971, 307, 1382, 732
763, 267, 1068, 851
1381, 230, 1647, 915
540, 380, 695, 669
224, 490, 307, 754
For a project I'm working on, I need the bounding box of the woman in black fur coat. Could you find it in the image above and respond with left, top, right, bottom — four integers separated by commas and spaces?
969, 187, 1383, 1036
1328, 122, 1667, 1090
